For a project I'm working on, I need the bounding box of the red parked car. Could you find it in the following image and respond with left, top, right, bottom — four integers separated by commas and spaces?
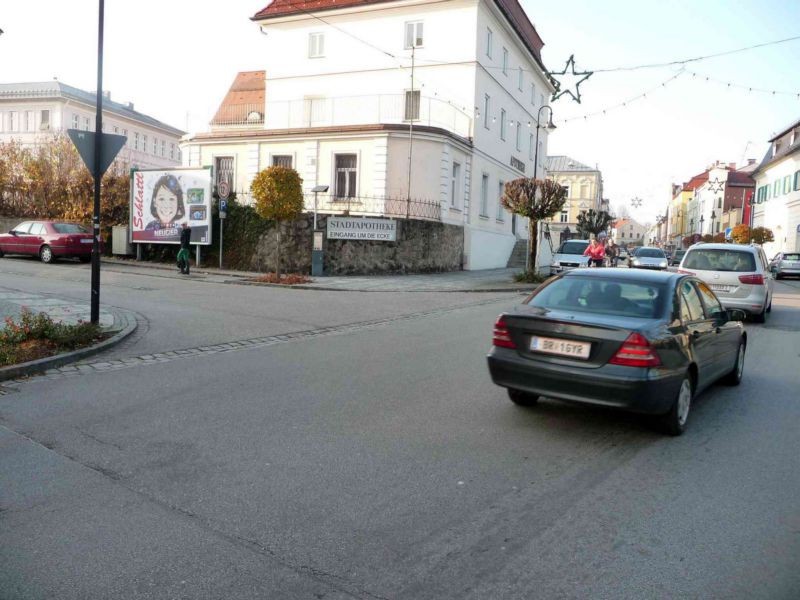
0, 220, 99, 263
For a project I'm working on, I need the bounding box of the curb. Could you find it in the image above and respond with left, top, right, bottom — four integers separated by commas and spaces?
221, 279, 536, 293
0, 309, 138, 382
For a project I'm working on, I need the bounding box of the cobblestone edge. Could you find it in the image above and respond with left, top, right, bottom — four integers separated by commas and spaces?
0, 308, 138, 382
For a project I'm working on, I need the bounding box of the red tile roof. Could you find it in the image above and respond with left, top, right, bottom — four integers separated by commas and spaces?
682, 172, 708, 192
211, 71, 266, 126
726, 170, 755, 187
253, 0, 544, 64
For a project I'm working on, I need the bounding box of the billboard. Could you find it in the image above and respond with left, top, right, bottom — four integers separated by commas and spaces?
130, 167, 213, 245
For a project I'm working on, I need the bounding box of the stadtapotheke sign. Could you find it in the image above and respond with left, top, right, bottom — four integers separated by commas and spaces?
327, 217, 397, 241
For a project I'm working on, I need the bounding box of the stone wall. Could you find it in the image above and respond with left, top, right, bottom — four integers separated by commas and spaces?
249, 215, 464, 275
0, 216, 23, 234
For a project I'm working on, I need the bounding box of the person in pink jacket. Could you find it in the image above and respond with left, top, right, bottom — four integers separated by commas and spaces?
583, 238, 606, 267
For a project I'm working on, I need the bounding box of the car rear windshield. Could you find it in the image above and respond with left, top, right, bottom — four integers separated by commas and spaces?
528, 276, 667, 319
637, 249, 665, 258
557, 241, 589, 255
782, 253, 800, 261
52, 223, 89, 233
684, 249, 756, 272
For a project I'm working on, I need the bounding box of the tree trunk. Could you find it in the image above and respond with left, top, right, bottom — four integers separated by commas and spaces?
528, 219, 538, 274
276, 226, 282, 280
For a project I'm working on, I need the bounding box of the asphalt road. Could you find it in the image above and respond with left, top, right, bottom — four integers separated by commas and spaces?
1, 258, 799, 599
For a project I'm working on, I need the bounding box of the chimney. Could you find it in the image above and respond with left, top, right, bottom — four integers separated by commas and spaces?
728, 162, 736, 170
127, 102, 134, 110
747, 158, 756, 165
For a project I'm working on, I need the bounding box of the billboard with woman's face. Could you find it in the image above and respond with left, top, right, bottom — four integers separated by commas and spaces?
130, 167, 213, 244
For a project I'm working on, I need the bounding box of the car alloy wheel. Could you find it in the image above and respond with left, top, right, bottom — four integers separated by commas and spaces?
39, 245, 53, 264
658, 376, 692, 436
724, 341, 745, 386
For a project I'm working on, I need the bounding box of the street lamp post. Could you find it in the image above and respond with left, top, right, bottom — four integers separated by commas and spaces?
311, 185, 329, 277
699, 215, 705, 236
710, 210, 717, 236
528, 105, 555, 273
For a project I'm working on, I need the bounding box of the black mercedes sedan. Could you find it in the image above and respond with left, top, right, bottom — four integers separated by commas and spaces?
487, 269, 747, 435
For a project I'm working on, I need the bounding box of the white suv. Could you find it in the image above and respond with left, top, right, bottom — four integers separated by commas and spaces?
679, 243, 773, 322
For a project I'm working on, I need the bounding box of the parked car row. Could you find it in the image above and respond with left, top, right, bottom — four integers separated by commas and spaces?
769, 252, 800, 279
0, 220, 99, 263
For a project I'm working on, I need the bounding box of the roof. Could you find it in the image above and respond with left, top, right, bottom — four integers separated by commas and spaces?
682, 171, 708, 192
252, 0, 547, 70
546, 155, 596, 172
768, 116, 800, 142
211, 71, 266, 126
726, 170, 755, 187
0, 81, 184, 136
753, 126, 800, 176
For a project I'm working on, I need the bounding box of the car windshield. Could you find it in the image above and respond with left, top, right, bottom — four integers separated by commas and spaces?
557, 241, 589, 255
684, 249, 756, 272
528, 276, 667, 319
637, 249, 665, 258
52, 223, 89, 234
782, 253, 800, 261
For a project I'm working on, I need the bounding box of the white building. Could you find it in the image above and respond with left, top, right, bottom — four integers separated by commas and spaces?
751, 117, 800, 256
611, 218, 648, 247
182, 0, 556, 270
0, 81, 184, 169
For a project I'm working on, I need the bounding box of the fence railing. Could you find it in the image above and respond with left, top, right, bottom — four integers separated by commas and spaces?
210, 103, 265, 128
303, 193, 441, 222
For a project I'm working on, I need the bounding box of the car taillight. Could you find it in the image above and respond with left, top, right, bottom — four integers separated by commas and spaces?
609, 333, 661, 368
492, 316, 516, 349
677, 269, 695, 275
738, 273, 764, 285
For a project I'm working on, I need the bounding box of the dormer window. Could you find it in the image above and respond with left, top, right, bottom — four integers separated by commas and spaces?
405, 21, 423, 48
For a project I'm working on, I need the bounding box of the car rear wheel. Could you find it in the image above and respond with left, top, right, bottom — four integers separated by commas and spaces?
752, 306, 766, 323
507, 388, 539, 407
658, 376, 693, 436
39, 245, 54, 264
723, 340, 746, 386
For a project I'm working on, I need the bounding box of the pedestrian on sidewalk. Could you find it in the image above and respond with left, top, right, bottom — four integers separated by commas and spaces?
177, 222, 192, 275
583, 238, 606, 268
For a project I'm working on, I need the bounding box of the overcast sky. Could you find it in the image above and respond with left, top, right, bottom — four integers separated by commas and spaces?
2, 0, 798, 224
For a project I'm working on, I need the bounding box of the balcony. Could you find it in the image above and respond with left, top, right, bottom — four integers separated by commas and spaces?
211, 95, 473, 139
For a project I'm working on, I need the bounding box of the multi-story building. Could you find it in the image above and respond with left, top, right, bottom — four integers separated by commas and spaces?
611, 217, 647, 247
0, 81, 184, 169
544, 155, 604, 242
751, 117, 800, 256
182, 0, 556, 270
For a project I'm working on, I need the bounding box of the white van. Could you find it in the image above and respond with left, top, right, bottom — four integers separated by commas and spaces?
550, 239, 591, 275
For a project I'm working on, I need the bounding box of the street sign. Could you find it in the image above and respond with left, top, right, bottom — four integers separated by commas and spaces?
219, 199, 228, 212
67, 129, 126, 177
218, 180, 230, 200
724, 227, 732, 240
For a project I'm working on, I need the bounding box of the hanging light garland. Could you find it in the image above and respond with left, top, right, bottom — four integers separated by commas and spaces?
685, 70, 800, 97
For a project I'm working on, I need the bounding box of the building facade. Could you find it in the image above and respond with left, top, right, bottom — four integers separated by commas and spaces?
544, 155, 604, 242
0, 81, 184, 169
182, 0, 556, 270
751, 117, 800, 256
611, 217, 647, 247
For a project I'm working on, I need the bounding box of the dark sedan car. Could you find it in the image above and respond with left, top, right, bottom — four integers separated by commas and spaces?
0, 220, 97, 263
487, 269, 747, 435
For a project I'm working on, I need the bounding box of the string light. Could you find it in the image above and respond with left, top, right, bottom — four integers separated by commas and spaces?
686, 70, 800, 96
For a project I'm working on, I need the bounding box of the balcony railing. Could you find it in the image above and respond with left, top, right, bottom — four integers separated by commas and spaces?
304, 193, 441, 222
210, 103, 265, 128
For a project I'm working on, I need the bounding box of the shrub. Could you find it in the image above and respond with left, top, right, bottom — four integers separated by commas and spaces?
0, 309, 103, 366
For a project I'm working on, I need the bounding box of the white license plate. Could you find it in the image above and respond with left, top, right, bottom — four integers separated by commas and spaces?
530, 336, 590, 359
80, 238, 93, 244
710, 284, 732, 293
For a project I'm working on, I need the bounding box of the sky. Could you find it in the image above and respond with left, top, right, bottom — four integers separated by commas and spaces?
1, 0, 799, 225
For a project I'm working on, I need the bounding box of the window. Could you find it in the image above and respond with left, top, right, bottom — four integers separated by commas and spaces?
404, 90, 420, 121
405, 21, 423, 48
177, 147, 182, 161
83, 116, 90, 131
161, 140, 166, 157
518, 67, 523, 91
717, 197, 722, 209
113, 125, 119, 134
679, 281, 705, 322
272, 155, 293, 167
25, 111, 34, 131
334, 154, 357, 198
529, 133, 534, 160
560, 210, 568, 223
502, 48, 508, 75
308, 32, 325, 58
143, 135, 148, 154
486, 28, 492, 58
784, 175, 791, 194
153, 137, 158, 155
773, 180, 780, 196
122, 129, 128, 147
515, 121, 521, 151
451, 162, 461, 208
538, 140, 543, 165
134, 132, 139, 151
530, 277, 667, 319
581, 183, 589, 198
170, 143, 175, 160
215, 156, 234, 188
72, 114, 79, 129
483, 94, 491, 130
500, 109, 506, 140
39, 109, 50, 130
497, 181, 505, 220
480, 174, 489, 217
794, 171, 800, 191
8, 112, 19, 132
530, 83, 536, 106
29, 223, 47, 235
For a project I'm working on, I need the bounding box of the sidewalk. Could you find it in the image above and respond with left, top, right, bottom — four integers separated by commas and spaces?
100, 257, 534, 293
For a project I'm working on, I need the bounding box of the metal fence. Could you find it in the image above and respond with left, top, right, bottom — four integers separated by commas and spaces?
303, 193, 441, 222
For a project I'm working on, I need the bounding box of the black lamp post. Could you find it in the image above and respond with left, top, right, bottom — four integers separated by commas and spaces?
699, 214, 705, 235
710, 210, 717, 235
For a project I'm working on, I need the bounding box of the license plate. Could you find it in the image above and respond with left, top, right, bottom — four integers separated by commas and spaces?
530, 336, 590, 359
710, 284, 732, 293
80, 238, 93, 244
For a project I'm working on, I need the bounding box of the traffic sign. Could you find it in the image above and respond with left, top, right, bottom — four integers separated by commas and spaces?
67, 129, 126, 178
218, 180, 230, 200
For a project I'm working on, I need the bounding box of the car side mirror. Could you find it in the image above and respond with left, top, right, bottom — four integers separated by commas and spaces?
9, 230, 18, 236
727, 309, 747, 322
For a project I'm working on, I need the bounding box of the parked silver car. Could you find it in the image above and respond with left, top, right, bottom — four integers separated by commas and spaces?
769, 252, 800, 279
679, 243, 773, 322
550, 239, 590, 275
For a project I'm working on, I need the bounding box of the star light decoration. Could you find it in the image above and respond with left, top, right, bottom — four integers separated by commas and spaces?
631, 197, 643, 209
708, 177, 725, 194
549, 55, 594, 104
